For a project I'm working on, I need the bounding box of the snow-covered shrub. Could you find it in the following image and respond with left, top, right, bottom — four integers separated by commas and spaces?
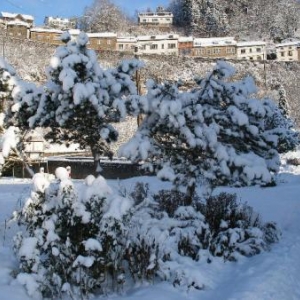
198, 192, 281, 261
126, 197, 211, 285
153, 189, 198, 217
129, 182, 150, 205
14, 168, 132, 298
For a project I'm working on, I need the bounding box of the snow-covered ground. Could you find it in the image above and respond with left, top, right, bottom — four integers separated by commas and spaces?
0, 153, 300, 300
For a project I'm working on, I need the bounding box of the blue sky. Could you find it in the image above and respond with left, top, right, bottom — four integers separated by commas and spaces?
1, 0, 169, 25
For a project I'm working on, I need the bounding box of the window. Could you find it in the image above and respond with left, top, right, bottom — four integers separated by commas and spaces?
213, 48, 221, 54
118, 44, 124, 50
140, 45, 146, 50
257, 56, 262, 60
256, 47, 261, 52
281, 52, 285, 57
249, 48, 252, 53
241, 49, 246, 54
161, 44, 165, 49
142, 19, 147, 22
168, 43, 176, 49
150, 44, 158, 50
152, 18, 158, 22
226, 47, 235, 54
207, 49, 212, 55
288, 50, 293, 56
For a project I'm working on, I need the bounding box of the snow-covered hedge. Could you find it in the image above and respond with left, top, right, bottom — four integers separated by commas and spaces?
14, 168, 132, 298
13, 172, 280, 298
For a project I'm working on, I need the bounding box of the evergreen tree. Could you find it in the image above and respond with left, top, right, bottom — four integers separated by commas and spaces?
0, 57, 40, 176
120, 61, 296, 204
28, 32, 142, 173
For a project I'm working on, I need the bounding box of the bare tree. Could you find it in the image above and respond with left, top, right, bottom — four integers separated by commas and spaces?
83, 0, 132, 33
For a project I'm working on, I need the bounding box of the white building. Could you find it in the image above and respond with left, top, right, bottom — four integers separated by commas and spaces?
275, 41, 300, 61
0, 12, 34, 27
193, 37, 237, 58
44, 16, 76, 30
236, 41, 266, 60
116, 37, 137, 53
138, 7, 173, 27
136, 34, 179, 55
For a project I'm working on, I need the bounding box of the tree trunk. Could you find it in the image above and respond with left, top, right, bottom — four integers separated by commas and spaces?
184, 182, 196, 206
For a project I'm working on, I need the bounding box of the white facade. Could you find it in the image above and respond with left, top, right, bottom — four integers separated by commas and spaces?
236, 41, 266, 60
136, 34, 179, 55
138, 11, 173, 26
275, 41, 299, 61
193, 37, 236, 47
44, 16, 76, 29
116, 37, 137, 52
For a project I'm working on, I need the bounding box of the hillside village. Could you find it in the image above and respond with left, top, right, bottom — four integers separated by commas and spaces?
1, 9, 300, 62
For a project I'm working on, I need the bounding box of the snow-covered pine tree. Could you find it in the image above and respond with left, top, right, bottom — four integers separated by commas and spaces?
120, 61, 296, 205
28, 31, 142, 173
265, 85, 299, 154
0, 57, 40, 176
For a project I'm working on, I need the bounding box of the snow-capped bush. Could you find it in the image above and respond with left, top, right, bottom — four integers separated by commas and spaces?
14, 168, 132, 298
198, 192, 281, 261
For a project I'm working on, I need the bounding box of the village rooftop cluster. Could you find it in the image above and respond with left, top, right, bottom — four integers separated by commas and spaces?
1, 10, 300, 62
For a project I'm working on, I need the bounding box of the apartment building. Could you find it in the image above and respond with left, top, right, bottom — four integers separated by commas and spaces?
192, 37, 236, 59
116, 37, 137, 53
44, 16, 76, 30
30, 28, 63, 45
236, 41, 266, 60
275, 41, 300, 61
87, 32, 117, 51
135, 34, 179, 55
138, 6, 173, 29
178, 37, 194, 56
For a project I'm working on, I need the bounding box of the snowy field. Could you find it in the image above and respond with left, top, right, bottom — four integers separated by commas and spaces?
0, 152, 300, 300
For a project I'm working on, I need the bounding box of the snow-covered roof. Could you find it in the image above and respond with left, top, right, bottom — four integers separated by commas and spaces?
179, 37, 194, 42
68, 29, 80, 35
194, 37, 237, 47
0, 12, 34, 21
236, 41, 266, 47
7, 20, 30, 27
87, 32, 117, 38
30, 27, 63, 33
137, 34, 179, 41
275, 41, 300, 48
117, 37, 137, 43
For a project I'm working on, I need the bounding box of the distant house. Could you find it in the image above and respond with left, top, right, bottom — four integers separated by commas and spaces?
192, 37, 236, 59
87, 32, 117, 52
0, 12, 34, 27
138, 6, 173, 31
116, 37, 137, 53
275, 41, 300, 61
6, 21, 30, 39
178, 37, 194, 56
0, 12, 33, 39
236, 41, 266, 60
135, 34, 179, 56
44, 16, 76, 30
30, 27, 63, 45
